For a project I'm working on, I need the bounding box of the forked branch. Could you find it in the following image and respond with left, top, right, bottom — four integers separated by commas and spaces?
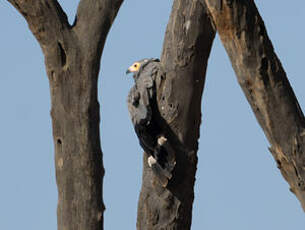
7, 1, 125, 230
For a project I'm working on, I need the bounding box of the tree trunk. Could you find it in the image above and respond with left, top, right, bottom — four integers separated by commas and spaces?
205, 0, 305, 211
7, 0, 123, 229
137, 1, 215, 229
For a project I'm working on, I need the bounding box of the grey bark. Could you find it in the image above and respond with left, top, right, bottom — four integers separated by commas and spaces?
137, 0, 215, 229
205, 0, 305, 211
7, 0, 123, 229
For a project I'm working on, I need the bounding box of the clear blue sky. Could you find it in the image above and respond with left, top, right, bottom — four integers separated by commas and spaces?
0, 1, 304, 229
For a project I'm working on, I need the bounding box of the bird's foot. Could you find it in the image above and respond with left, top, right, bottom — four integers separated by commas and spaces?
157, 136, 167, 146
147, 156, 157, 167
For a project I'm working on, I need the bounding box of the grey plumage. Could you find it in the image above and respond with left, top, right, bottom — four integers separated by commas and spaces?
126, 58, 175, 186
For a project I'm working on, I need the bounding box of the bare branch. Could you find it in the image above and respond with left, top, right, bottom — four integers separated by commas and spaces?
7, 0, 69, 47
74, 0, 123, 56
205, 0, 305, 211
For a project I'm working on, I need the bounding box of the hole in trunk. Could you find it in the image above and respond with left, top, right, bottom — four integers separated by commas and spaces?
58, 42, 67, 67
57, 139, 62, 145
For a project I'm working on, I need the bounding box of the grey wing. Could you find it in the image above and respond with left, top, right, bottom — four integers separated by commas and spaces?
127, 85, 156, 155
127, 86, 152, 126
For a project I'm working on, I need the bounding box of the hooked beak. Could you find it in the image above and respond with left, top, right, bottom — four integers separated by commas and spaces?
126, 68, 131, 75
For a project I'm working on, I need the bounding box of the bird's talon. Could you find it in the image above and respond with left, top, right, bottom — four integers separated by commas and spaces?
157, 136, 167, 146
148, 156, 157, 167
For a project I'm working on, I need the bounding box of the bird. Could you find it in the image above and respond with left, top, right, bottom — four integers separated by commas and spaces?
126, 58, 176, 186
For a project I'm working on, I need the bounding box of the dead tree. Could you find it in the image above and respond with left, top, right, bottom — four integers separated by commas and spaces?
7, 1, 123, 229
6, 0, 303, 230
136, 0, 215, 229
204, 0, 305, 211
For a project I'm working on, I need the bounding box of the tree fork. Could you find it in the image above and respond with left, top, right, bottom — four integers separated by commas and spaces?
205, 0, 305, 211
137, 0, 215, 229
7, 0, 123, 229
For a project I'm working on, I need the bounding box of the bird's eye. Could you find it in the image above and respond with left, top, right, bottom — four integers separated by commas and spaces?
134, 64, 138, 68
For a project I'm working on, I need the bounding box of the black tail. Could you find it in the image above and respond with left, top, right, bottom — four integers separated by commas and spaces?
148, 135, 176, 187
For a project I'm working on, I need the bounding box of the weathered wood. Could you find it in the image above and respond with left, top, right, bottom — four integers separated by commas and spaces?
7, 0, 69, 49
7, 0, 123, 229
205, 0, 305, 211
137, 0, 215, 229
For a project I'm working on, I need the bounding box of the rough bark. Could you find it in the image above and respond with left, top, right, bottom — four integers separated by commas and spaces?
7, 0, 123, 229
205, 0, 305, 211
137, 1, 215, 229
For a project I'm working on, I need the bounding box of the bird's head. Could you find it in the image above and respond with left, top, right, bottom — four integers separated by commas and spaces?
126, 58, 160, 76
126, 61, 142, 75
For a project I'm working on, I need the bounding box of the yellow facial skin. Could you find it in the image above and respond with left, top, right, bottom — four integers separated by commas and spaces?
127, 62, 141, 74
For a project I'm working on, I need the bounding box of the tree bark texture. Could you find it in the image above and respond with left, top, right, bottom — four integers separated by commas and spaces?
205, 0, 305, 211
137, 1, 215, 229
7, 0, 123, 229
